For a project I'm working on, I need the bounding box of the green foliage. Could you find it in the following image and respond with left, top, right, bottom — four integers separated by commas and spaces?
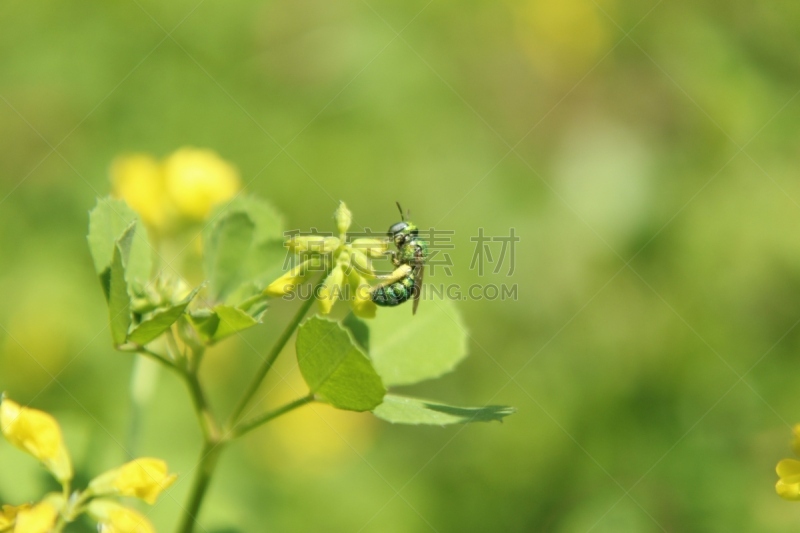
296, 317, 385, 411
349, 298, 468, 386
204, 212, 255, 301
373, 395, 515, 425
189, 305, 261, 344
128, 287, 201, 346
87, 197, 152, 285
203, 196, 285, 303
107, 225, 135, 346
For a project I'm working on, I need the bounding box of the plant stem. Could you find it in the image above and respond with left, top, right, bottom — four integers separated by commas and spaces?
175, 440, 225, 533
182, 370, 220, 442
227, 287, 319, 427
233, 394, 315, 438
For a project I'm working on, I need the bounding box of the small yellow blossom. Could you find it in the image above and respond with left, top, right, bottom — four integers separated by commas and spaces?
351, 238, 388, 258
0, 398, 72, 483
264, 259, 314, 298
0, 504, 27, 530
110, 148, 240, 231
777, 459, 800, 501
318, 265, 345, 315
89, 458, 177, 505
88, 500, 154, 533
110, 155, 172, 230
288, 235, 340, 255
12, 500, 58, 533
164, 148, 240, 221
264, 202, 387, 317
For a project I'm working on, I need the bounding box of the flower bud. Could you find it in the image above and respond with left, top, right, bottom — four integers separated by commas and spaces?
349, 250, 374, 278
164, 148, 240, 221
89, 458, 177, 505
334, 202, 352, 235
288, 235, 340, 255
349, 273, 377, 319
0, 398, 72, 483
318, 266, 345, 315
88, 500, 155, 533
351, 238, 388, 258
263, 259, 312, 297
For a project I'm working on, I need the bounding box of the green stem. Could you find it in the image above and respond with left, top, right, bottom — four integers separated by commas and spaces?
226, 286, 319, 427
233, 394, 315, 438
182, 370, 220, 442
175, 440, 225, 533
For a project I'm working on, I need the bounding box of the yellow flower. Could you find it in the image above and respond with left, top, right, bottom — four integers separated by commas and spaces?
263, 259, 314, 298
777, 459, 800, 500
12, 500, 59, 533
88, 500, 154, 533
264, 202, 386, 317
318, 264, 345, 315
791, 424, 800, 457
164, 148, 240, 221
110, 155, 172, 230
0, 398, 72, 483
89, 458, 177, 505
0, 504, 27, 530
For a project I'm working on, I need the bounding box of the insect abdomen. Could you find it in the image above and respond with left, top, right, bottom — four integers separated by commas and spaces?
371, 271, 416, 307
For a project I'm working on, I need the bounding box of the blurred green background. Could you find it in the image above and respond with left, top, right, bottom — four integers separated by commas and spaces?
3, 0, 800, 531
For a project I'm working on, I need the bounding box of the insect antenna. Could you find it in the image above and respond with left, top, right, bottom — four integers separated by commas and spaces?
396, 201, 405, 221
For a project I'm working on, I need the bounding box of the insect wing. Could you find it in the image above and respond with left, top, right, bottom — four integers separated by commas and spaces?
412, 264, 424, 315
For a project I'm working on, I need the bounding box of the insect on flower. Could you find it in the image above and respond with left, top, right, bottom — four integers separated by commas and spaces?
370, 203, 428, 314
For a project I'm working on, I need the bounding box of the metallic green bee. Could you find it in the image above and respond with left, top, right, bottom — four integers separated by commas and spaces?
371, 203, 428, 314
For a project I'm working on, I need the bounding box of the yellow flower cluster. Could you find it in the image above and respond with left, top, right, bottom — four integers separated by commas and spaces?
0, 397, 175, 532
776, 424, 800, 500
111, 148, 240, 232
263, 202, 387, 318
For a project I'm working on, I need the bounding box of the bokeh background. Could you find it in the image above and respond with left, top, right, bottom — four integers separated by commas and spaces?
2, 0, 800, 531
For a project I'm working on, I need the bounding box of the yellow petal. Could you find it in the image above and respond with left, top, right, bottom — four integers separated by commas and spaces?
110, 154, 172, 230
263, 259, 313, 297
164, 148, 240, 221
348, 250, 374, 278
288, 236, 340, 254
88, 500, 154, 533
777, 458, 800, 484
318, 266, 345, 315
0, 504, 28, 530
350, 238, 388, 258
13, 501, 58, 533
349, 274, 377, 319
0, 399, 72, 483
777, 479, 800, 501
89, 458, 177, 505
334, 202, 352, 235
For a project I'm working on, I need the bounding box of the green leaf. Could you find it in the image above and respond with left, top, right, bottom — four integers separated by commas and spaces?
220, 195, 284, 243
128, 287, 200, 345
204, 212, 255, 300
366, 297, 468, 386
188, 305, 260, 344
87, 197, 152, 284
373, 395, 515, 425
212, 305, 259, 342
296, 317, 385, 411
342, 314, 369, 352
107, 225, 135, 346
203, 196, 286, 303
